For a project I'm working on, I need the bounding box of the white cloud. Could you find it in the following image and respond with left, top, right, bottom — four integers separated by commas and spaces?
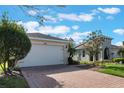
72, 25, 79, 30
18, 21, 92, 44
98, 16, 101, 20
44, 15, 57, 23
39, 25, 70, 34
113, 28, 124, 35
79, 14, 94, 22
40, 9, 50, 14
114, 41, 123, 46
67, 31, 91, 43
106, 16, 114, 20
58, 13, 94, 22
58, 13, 80, 21
91, 9, 100, 15
17, 21, 39, 33
98, 7, 120, 14
17, 21, 70, 34
27, 10, 38, 16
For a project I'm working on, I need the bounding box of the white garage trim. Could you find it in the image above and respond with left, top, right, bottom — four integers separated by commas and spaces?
18, 33, 69, 67
19, 44, 66, 67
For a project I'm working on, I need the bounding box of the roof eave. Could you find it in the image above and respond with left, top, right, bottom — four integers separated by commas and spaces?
29, 37, 69, 43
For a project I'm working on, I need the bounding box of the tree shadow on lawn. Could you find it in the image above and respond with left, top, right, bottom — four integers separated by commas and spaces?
0, 69, 29, 88
0, 75, 29, 88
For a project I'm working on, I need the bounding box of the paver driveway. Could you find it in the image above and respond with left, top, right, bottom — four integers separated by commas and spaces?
21, 65, 124, 88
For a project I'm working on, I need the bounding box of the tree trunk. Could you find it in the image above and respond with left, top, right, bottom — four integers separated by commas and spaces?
3, 62, 7, 75
93, 55, 96, 62
7, 60, 13, 75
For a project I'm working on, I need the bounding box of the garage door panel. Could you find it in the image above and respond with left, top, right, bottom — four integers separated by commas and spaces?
19, 44, 64, 67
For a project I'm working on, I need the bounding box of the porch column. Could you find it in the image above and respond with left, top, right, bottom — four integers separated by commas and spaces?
100, 50, 103, 61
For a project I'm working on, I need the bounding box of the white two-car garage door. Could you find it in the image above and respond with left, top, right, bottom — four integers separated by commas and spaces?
19, 44, 64, 67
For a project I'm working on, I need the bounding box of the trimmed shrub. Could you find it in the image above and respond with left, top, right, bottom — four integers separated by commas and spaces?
80, 60, 113, 66
101, 60, 113, 63
68, 57, 73, 64
80, 61, 93, 65
68, 57, 79, 65
72, 60, 80, 65
112, 58, 124, 63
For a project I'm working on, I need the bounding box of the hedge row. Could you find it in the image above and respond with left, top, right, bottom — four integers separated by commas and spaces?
112, 58, 124, 62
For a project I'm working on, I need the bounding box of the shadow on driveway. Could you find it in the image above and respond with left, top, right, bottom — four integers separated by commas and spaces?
38, 75, 63, 88
21, 64, 124, 88
21, 65, 82, 75
21, 65, 80, 88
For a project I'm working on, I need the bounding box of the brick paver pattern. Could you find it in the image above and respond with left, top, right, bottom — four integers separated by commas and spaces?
21, 65, 124, 88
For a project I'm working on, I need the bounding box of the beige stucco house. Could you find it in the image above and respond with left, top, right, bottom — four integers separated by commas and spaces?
19, 33, 69, 67
74, 36, 122, 61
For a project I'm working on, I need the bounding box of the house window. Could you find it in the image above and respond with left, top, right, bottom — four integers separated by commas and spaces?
111, 53, 114, 58
82, 50, 85, 57
65, 45, 68, 48
78, 51, 81, 60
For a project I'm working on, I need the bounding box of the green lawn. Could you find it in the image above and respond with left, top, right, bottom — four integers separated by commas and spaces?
0, 64, 29, 88
0, 76, 29, 88
98, 63, 124, 78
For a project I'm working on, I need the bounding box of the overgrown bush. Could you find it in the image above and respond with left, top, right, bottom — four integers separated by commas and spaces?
80, 61, 102, 66
0, 13, 31, 75
94, 61, 105, 66
112, 58, 124, 63
68, 57, 79, 65
80, 61, 93, 65
80, 60, 114, 67
101, 60, 113, 63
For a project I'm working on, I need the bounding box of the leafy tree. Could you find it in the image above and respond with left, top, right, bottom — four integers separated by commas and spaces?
19, 5, 65, 25
68, 38, 76, 64
118, 41, 124, 58
83, 30, 105, 62
68, 42, 76, 58
0, 13, 31, 75
118, 48, 124, 58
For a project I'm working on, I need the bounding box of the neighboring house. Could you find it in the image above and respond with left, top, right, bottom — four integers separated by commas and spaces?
19, 33, 69, 67
74, 36, 122, 61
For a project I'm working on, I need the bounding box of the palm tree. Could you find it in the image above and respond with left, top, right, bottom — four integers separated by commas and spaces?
68, 39, 76, 64
118, 41, 124, 58
118, 48, 124, 58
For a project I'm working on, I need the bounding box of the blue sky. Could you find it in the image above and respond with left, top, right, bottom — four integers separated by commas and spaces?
0, 5, 124, 45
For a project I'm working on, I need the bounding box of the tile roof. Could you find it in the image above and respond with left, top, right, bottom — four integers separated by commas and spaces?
111, 45, 122, 49
75, 35, 112, 48
27, 33, 68, 41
